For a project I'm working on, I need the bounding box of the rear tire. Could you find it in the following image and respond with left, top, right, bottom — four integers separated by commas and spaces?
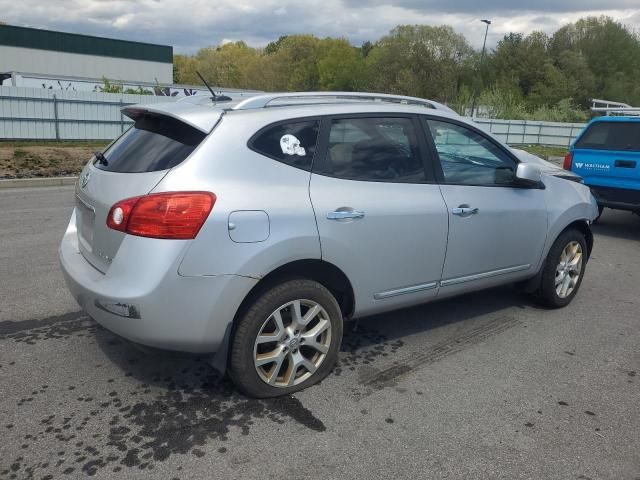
535, 229, 587, 309
229, 279, 343, 398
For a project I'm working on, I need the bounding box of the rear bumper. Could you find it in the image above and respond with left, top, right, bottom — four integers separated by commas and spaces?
589, 185, 640, 211
59, 210, 257, 353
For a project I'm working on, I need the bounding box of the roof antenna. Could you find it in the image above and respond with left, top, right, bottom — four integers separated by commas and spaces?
196, 71, 231, 102
197, 71, 218, 100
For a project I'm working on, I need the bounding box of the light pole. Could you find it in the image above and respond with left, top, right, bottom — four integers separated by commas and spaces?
470, 19, 491, 118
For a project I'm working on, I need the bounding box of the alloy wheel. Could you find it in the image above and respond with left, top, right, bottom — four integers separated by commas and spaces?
555, 241, 583, 299
253, 299, 332, 387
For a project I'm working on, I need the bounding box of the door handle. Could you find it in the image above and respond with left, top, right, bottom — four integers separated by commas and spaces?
614, 160, 636, 168
327, 210, 366, 220
452, 206, 479, 216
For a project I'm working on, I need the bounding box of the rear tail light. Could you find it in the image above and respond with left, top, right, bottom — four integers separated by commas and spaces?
107, 192, 216, 239
563, 152, 573, 171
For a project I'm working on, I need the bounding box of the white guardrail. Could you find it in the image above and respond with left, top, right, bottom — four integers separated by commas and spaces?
0, 86, 176, 140
473, 118, 586, 147
1, 86, 587, 144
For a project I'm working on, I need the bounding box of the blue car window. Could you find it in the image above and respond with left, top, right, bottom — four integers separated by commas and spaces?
576, 122, 640, 151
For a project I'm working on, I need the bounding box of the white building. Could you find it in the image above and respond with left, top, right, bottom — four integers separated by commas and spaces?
0, 25, 173, 90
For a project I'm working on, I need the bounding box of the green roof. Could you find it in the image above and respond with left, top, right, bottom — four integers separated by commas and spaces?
0, 24, 172, 63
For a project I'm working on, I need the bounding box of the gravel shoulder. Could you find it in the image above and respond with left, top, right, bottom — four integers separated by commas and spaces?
0, 142, 106, 179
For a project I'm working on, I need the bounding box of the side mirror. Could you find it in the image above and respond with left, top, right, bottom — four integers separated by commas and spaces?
515, 163, 544, 188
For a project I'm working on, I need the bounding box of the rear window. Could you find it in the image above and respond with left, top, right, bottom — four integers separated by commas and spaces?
575, 121, 640, 151
95, 114, 206, 173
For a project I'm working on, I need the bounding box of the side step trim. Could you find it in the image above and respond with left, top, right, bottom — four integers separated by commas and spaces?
440, 264, 531, 287
374, 281, 438, 300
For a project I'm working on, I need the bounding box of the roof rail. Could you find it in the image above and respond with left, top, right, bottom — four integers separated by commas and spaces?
591, 98, 640, 116
232, 91, 458, 114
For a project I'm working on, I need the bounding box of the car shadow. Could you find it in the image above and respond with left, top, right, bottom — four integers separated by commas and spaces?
94, 284, 535, 391
68, 284, 535, 475
3, 286, 543, 478
592, 209, 640, 242
344, 285, 533, 345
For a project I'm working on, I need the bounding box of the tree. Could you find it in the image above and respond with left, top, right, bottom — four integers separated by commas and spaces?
266, 35, 324, 91
195, 42, 261, 89
360, 41, 373, 58
173, 54, 200, 84
264, 35, 289, 55
549, 16, 640, 105
554, 51, 595, 106
169, 17, 640, 117
317, 39, 363, 90
489, 31, 552, 100
364, 25, 473, 102
528, 61, 570, 107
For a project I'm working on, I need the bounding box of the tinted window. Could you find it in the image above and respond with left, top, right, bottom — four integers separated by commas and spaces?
95, 114, 206, 173
250, 120, 319, 171
325, 117, 425, 182
427, 119, 516, 185
575, 121, 640, 151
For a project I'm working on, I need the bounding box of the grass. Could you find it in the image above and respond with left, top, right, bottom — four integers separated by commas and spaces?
0, 140, 108, 149
0, 142, 108, 178
513, 145, 569, 159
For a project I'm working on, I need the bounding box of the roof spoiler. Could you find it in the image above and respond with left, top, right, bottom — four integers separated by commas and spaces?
121, 103, 224, 133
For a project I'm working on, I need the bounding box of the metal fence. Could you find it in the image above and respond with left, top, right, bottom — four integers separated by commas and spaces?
1, 86, 587, 145
0, 86, 175, 140
473, 118, 586, 147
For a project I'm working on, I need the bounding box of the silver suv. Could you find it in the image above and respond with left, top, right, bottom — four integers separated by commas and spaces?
60, 92, 598, 397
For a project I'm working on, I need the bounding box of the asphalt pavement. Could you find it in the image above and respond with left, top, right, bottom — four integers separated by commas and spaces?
1, 185, 639, 479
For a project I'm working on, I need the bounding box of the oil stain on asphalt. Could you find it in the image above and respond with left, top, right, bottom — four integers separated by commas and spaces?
0, 315, 406, 478
1, 309, 523, 478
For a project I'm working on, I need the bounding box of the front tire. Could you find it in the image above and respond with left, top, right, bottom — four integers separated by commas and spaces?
229, 279, 343, 398
536, 229, 587, 308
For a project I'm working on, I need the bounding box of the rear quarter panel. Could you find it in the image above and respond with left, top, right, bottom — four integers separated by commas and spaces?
153, 111, 322, 278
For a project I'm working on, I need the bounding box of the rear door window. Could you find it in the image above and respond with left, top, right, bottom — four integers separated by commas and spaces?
575, 122, 640, 151
249, 120, 319, 171
321, 116, 427, 182
95, 114, 206, 173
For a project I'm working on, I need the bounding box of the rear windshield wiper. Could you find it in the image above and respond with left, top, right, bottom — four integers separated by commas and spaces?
94, 151, 108, 166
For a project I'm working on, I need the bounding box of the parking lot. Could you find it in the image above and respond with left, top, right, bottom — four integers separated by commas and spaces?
1, 185, 639, 479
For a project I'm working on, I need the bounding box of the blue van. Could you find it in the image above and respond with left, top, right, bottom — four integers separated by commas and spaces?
564, 116, 640, 219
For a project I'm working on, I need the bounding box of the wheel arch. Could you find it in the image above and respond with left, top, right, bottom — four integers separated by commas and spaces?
239, 259, 355, 320
521, 218, 593, 294
564, 219, 593, 260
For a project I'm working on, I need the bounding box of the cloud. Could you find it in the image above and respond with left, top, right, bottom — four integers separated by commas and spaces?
342, 0, 640, 15
0, 0, 638, 53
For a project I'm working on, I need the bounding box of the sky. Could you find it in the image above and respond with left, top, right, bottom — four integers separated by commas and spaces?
1, 0, 639, 54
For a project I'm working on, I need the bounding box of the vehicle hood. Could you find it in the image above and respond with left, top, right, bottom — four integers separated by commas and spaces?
510, 148, 582, 182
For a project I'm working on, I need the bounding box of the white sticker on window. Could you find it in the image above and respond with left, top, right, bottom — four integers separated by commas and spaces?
280, 134, 306, 156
